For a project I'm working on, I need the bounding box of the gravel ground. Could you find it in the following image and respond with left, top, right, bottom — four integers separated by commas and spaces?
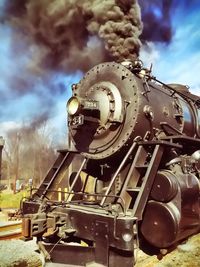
0, 239, 44, 267
0, 233, 200, 266
135, 233, 200, 267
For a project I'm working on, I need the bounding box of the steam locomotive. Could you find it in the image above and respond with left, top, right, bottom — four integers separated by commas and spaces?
22, 60, 200, 267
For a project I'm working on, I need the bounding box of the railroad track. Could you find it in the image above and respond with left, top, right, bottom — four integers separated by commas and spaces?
0, 221, 22, 240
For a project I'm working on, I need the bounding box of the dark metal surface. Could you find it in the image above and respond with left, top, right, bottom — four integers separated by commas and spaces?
43, 243, 133, 267
21, 61, 200, 266
68, 62, 190, 160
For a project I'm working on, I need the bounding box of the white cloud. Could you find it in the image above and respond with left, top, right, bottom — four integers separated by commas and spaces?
140, 42, 161, 68
48, 99, 68, 146
140, 35, 200, 96
0, 121, 22, 136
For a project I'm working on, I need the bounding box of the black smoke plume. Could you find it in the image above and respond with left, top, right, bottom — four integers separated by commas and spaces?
4, 0, 143, 73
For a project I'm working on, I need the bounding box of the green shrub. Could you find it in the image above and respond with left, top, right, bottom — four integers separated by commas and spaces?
0, 190, 29, 209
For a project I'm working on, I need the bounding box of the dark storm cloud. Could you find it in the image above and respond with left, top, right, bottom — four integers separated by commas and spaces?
138, 0, 173, 43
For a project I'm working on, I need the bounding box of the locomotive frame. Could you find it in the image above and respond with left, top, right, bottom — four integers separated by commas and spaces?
21, 60, 200, 267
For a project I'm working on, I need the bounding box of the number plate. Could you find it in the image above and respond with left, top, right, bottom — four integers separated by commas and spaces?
70, 115, 84, 127
84, 100, 99, 109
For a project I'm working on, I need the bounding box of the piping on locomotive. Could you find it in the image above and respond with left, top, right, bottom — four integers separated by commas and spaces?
21, 60, 200, 267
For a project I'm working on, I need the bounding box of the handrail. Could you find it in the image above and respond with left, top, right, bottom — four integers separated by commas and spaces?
100, 136, 141, 206
65, 157, 88, 201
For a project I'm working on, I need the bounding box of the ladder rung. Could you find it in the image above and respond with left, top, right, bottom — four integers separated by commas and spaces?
42, 183, 49, 186
135, 164, 149, 169
126, 187, 141, 193
52, 166, 58, 170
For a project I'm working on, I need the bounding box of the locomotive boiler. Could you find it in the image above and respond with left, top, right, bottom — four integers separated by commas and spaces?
21, 60, 200, 267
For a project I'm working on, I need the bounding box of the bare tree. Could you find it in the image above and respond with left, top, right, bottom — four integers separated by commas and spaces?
3, 120, 57, 191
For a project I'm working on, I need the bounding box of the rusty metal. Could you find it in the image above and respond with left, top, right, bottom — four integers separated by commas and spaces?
22, 217, 30, 237
0, 221, 22, 240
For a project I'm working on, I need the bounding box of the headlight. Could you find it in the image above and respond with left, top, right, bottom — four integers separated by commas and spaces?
67, 97, 81, 116
192, 150, 200, 160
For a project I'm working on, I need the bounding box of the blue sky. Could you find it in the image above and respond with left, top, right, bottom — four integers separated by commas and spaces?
140, 1, 200, 95
0, 0, 199, 144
